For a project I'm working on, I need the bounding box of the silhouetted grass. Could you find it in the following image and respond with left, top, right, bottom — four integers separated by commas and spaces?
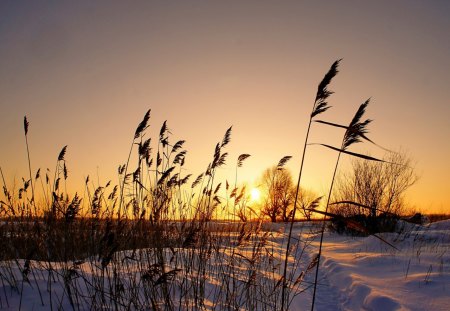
0, 112, 315, 310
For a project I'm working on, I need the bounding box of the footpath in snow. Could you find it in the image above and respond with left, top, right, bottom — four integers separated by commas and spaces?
294, 219, 450, 311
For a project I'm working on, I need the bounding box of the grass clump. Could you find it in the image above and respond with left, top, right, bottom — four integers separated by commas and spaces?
0, 111, 315, 311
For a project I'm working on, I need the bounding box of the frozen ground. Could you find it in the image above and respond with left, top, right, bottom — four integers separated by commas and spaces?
298, 219, 450, 311
0, 220, 448, 310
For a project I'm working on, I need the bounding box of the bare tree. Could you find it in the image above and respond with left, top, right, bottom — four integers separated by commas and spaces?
332, 151, 417, 217
259, 166, 294, 222
294, 188, 321, 221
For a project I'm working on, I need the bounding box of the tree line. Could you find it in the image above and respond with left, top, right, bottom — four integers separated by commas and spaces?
256, 151, 417, 223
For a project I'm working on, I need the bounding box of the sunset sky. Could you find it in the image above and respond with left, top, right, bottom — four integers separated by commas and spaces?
1, 1, 449, 213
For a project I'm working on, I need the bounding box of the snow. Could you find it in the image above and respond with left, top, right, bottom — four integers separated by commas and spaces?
307, 220, 450, 311
0, 220, 449, 310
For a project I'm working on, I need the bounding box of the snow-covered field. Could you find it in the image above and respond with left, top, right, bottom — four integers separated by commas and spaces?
300, 220, 450, 311
1, 220, 448, 310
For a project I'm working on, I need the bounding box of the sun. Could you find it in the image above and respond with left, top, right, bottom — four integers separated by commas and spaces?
250, 188, 261, 202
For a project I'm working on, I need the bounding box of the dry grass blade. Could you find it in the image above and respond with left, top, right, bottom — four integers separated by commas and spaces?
371, 233, 399, 251
316, 59, 341, 101
330, 200, 403, 218
307, 208, 335, 219
330, 200, 373, 210
237, 154, 251, 167
171, 140, 185, 153
348, 99, 370, 128
315, 119, 390, 151
157, 167, 175, 185
156, 151, 162, 167
215, 152, 228, 168
314, 119, 348, 129
24, 116, 29, 135
108, 185, 118, 199
311, 59, 342, 118
139, 138, 152, 158
159, 120, 168, 141
213, 143, 221, 166
65, 193, 81, 222
63, 163, 68, 179
134, 109, 151, 139
118, 165, 125, 175
214, 183, 221, 195
221, 126, 232, 147
235, 187, 245, 204
318, 144, 384, 162
343, 99, 372, 149
306, 254, 319, 272
277, 156, 292, 169
230, 187, 237, 198
58, 146, 68, 161
173, 150, 187, 165
191, 173, 203, 188
343, 219, 400, 250
179, 174, 191, 186
213, 196, 221, 204
308, 196, 322, 209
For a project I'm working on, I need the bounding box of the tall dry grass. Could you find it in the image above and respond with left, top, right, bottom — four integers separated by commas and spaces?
281, 59, 341, 311
0, 112, 316, 310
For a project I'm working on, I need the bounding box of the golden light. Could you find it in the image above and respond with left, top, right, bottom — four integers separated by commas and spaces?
250, 188, 261, 202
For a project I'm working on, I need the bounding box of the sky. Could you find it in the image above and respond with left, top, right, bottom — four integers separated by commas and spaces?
0, 0, 449, 213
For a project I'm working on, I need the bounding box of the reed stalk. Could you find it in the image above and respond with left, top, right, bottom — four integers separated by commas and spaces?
281, 59, 341, 310
23, 116, 36, 215
310, 99, 372, 310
